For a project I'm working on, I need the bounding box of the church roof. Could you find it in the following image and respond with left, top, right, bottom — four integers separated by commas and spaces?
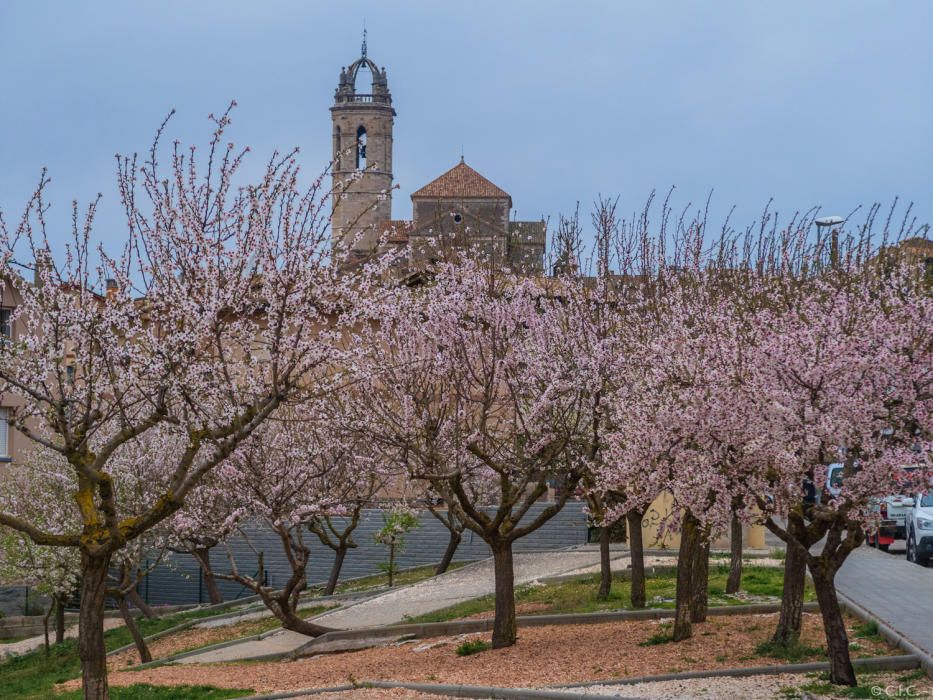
411, 158, 511, 200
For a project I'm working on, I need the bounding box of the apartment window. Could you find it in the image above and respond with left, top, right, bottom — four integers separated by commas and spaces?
0, 408, 9, 460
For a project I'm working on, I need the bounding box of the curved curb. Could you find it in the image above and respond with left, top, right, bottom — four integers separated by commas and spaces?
229, 684, 357, 699
365, 680, 640, 699
550, 654, 920, 688
230, 680, 641, 700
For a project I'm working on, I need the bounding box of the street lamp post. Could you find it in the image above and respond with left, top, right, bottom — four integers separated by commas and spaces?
815, 216, 845, 268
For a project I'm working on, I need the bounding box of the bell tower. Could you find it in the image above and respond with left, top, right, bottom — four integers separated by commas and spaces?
331, 31, 395, 257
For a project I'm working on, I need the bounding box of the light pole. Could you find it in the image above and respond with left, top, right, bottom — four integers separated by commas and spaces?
815, 216, 845, 268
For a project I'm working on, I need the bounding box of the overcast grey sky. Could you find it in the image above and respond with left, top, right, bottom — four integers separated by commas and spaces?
1, 1, 931, 250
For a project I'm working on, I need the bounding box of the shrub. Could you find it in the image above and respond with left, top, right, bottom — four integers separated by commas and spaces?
455, 639, 491, 656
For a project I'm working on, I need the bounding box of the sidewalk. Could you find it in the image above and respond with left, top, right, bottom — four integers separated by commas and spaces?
836, 546, 933, 661
176, 548, 645, 664
0, 617, 124, 659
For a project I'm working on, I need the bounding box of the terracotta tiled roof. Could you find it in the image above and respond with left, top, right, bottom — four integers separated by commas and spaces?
411, 159, 510, 200
375, 220, 413, 243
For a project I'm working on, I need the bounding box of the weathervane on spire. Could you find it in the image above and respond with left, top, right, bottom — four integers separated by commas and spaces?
361, 24, 367, 58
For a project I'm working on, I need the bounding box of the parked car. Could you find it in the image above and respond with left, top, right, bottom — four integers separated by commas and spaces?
906, 492, 933, 566
825, 462, 915, 551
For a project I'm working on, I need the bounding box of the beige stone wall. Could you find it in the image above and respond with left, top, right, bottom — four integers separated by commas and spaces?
640, 491, 767, 551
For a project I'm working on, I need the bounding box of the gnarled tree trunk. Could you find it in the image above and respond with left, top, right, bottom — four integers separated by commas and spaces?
597, 524, 612, 601
690, 533, 710, 623
116, 596, 151, 664
435, 528, 461, 576
126, 588, 157, 619
324, 545, 349, 596
627, 508, 646, 608
773, 539, 807, 644
673, 511, 700, 641
192, 546, 223, 605
491, 540, 517, 648
811, 561, 856, 686
79, 551, 112, 700
55, 593, 67, 644
772, 513, 811, 645
726, 514, 743, 594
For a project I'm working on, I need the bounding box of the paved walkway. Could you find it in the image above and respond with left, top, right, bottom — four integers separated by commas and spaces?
176, 542, 930, 667
836, 545, 933, 660
177, 548, 649, 664
0, 617, 124, 659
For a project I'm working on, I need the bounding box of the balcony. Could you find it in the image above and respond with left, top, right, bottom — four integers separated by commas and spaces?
335, 93, 391, 106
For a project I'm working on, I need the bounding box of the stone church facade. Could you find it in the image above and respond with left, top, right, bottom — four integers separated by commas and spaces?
330, 38, 546, 273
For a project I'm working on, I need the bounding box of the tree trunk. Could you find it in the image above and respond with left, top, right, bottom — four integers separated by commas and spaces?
726, 515, 743, 594
43, 599, 53, 656
278, 606, 338, 637
597, 525, 612, 601
55, 593, 67, 644
79, 552, 112, 700
673, 511, 699, 641
435, 529, 461, 576
387, 543, 396, 587
811, 562, 856, 686
323, 545, 348, 596
691, 535, 710, 623
125, 588, 157, 619
491, 540, 517, 648
773, 540, 807, 644
192, 547, 223, 605
117, 596, 151, 664
627, 509, 646, 609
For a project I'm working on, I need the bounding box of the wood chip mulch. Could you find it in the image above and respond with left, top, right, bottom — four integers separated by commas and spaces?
62, 612, 897, 695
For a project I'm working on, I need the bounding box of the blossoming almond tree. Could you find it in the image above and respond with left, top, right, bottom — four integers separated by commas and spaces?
168, 472, 232, 605
356, 259, 587, 648
0, 107, 377, 698
739, 261, 932, 686
0, 446, 81, 647
209, 403, 384, 635
304, 405, 394, 596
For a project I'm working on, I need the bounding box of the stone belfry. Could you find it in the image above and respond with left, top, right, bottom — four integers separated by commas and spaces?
331, 30, 395, 256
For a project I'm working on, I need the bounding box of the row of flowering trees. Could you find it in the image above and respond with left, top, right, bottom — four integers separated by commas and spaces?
0, 110, 929, 698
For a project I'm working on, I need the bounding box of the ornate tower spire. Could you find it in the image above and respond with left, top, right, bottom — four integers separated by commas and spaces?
330, 33, 396, 258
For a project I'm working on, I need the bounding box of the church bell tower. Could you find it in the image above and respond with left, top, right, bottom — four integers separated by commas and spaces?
331, 31, 395, 256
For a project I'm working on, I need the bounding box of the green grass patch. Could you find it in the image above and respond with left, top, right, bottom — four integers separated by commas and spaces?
406, 565, 810, 624
795, 673, 885, 699
639, 623, 674, 646
455, 639, 491, 656
853, 620, 882, 641
0, 605, 257, 700
754, 637, 825, 663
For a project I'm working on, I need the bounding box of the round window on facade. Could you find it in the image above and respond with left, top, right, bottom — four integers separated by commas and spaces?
452, 212, 463, 224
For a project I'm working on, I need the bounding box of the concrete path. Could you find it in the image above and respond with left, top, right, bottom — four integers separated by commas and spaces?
0, 617, 124, 659
836, 545, 933, 661
176, 548, 641, 664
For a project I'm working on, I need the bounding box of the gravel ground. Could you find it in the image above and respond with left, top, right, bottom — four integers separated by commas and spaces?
571, 670, 933, 698
59, 611, 895, 695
